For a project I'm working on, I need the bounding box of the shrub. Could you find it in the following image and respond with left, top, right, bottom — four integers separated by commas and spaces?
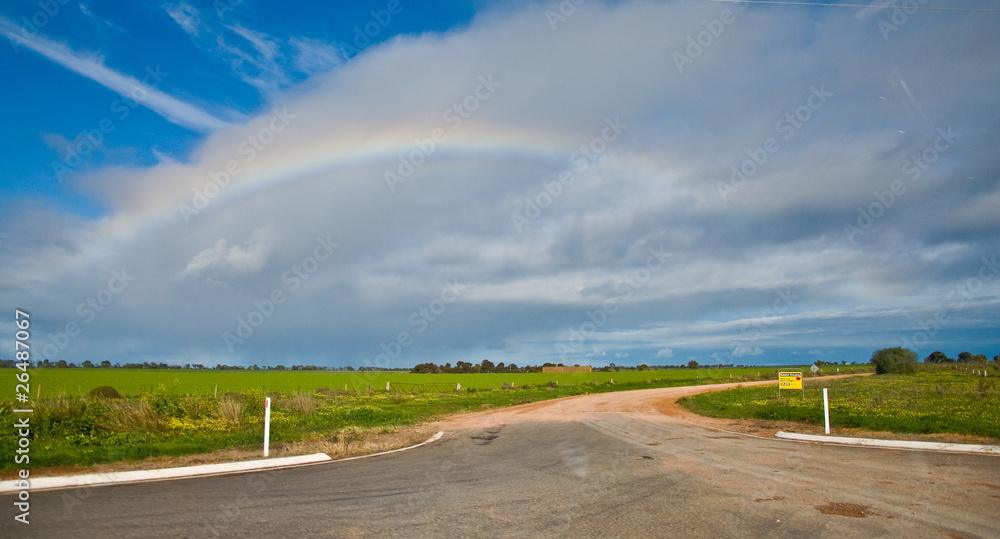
99, 399, 163, 433
340, 426, 365, 450
280, 392, 319, 414
870, 347, 917, 374
217, 398, 242, 425
34, 396, 99, 438
88, 386, 123, 399
180, 395, 216, 419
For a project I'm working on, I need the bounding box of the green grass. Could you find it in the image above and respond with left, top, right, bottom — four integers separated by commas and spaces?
1, 364, 874, 470
22, 364, 872, 397
679, 365, 1000, 439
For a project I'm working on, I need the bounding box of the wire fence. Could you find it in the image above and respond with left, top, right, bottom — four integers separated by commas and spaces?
387, 382, 460, 394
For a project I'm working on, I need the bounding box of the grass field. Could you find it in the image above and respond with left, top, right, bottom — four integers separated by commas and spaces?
2, 364, 871, 471
679, 365, 1000, 439
21, 364, 872, 397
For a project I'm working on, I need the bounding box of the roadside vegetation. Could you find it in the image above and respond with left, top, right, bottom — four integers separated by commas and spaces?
0, 365, 871, 472
680, 359, 1000, 439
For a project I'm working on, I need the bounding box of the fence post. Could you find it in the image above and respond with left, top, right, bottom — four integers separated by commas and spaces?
823, 388, 830, 435
263, 397, 271, 457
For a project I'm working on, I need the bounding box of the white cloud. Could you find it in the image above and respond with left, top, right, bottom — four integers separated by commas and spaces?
166, 2, 202, 37
732, 345, 764, 358
177, 225, 279, 279
289, 37, 345, 74
228, 24, 281, 61
655, 348, 674, 359
0, 16, 228, 132
163, 5, 342, 95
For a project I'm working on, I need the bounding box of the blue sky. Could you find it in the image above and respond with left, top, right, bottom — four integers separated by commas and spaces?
1, 0, 998, 368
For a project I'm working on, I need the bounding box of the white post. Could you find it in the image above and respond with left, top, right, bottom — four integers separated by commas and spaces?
386, 381, 391, 391
823, 388, 830, 435
263, 397, 271, 457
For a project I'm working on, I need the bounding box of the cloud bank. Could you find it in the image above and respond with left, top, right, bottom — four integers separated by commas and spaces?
2, 0, 998, 367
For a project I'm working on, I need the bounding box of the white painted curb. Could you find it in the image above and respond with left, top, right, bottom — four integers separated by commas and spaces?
0, 453, 333, 493
775, 431, 1000, 455
333, 431, 444, 464
0, 430, 446, 494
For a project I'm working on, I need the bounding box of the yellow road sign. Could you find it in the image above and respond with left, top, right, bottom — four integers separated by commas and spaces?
779, 371, 802, 390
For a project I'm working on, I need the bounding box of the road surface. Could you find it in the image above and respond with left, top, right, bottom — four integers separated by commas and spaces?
7, 383, 1000, 538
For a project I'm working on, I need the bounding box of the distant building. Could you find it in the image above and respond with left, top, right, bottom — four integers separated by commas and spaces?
541, 366, 592, 373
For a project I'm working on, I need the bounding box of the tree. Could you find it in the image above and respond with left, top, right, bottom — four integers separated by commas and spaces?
411, 362, 441, 374
687, 360, 699, 369
994, 355, 1000, 363
924, 351, 952, 363
870, 347, 917, 374
957, 351, 973, 363
972, 354, 988, 363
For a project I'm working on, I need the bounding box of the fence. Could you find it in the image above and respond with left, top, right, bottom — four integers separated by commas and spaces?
387, 382, 459, 393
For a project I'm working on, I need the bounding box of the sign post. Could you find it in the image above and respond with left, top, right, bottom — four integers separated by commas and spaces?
778, 371, 803, 398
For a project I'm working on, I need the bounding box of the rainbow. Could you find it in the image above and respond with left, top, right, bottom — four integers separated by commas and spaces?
88, 122, 575, 254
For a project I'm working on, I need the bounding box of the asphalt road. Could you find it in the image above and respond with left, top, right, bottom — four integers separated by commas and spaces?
7, 387, 1000, 538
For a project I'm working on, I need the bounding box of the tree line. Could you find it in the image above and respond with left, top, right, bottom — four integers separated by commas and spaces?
410, 360, 746, 374
870, 347, 999, 374
922, 351, 998, 364
0, 359, 406, 371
